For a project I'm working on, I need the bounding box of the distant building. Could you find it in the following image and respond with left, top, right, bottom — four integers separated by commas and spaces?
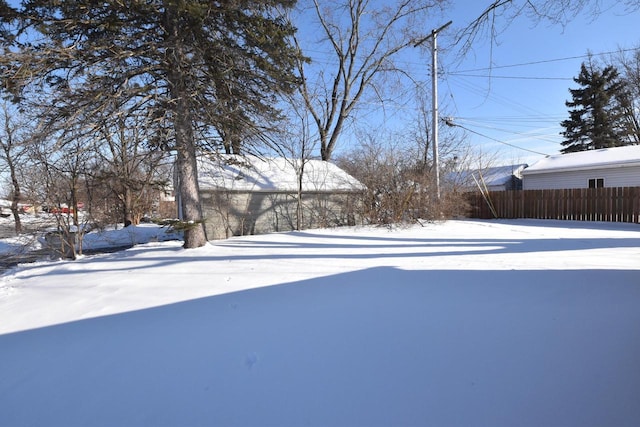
522, 145, 640, 190
198, 155, 364, 240
446, 164, 528, 192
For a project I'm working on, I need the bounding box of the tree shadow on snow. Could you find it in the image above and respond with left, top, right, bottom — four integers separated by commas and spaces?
13, 228, 640, 279
1, 267, 639, 427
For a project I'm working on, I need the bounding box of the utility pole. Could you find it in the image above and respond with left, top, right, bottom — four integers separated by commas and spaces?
415, 20, 452, 200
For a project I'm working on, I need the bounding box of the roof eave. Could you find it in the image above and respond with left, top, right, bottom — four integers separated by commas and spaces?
522, 160, 640, 175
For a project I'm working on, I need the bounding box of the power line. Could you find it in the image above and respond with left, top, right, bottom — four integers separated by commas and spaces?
448, 74, 554, 118
454, 118, 562, 145
447, 73, 573, 81
451, 47, 640, 74
444, 119, 551, 156
302, 46, 640, 78
457, 116, 565, 124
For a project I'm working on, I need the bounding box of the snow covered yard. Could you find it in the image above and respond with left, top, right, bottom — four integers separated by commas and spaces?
1, 219, 639, 427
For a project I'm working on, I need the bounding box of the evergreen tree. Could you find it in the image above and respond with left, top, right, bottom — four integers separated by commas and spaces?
560, 61, 632, 153
0, 0, 301, 248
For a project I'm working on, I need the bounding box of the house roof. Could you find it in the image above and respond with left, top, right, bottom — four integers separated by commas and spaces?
522, 145, 640, 175
198, 155, 363, 192
447, 164, 527, 188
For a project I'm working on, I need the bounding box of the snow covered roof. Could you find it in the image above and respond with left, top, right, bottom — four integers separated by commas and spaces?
198, 155, 363, 192
522, 145, 640, 175
447, 164, 527, 188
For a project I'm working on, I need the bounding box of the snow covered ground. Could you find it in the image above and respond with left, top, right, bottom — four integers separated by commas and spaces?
1, 219, 639, 427
0, 215, 182, 254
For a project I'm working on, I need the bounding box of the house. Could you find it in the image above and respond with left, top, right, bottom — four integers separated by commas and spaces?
522, 145, 640, 190
197, 155, 364, 240
446, 164, 528, 192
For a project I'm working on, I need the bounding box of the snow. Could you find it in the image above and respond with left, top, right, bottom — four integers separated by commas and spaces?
1, 219, 640, 426
447, 164, 527, 189
197, 155, 363, 192
0, 218, 182, 256
523, 144, 640, 174
79, 223, 183, 251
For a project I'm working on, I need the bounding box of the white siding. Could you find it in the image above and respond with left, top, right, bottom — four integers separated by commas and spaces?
523, 165, 640, 190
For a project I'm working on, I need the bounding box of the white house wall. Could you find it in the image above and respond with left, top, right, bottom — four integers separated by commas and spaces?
523, 165, 640, 190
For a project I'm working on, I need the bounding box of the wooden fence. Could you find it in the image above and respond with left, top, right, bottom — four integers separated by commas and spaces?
468, 187, 640, 223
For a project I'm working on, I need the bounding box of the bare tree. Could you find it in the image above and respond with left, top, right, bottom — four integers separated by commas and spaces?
0, 102, 28, 234
274, 94, 319, 231
408, 92, 467, 172
610, 47, 640, 145
29, 132, 98, 259
338, 130, 431, 225
294, 0, 449, 161
94, 111, 171, 226
458, 0, 640, 55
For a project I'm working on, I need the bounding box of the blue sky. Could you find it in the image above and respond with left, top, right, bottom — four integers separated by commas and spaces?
435, 1, 639, 165
299, 1, 640, 166
3, 1, 637, 169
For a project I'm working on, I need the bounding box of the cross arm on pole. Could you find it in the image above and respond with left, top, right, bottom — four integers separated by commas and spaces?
414, 20, 452, 48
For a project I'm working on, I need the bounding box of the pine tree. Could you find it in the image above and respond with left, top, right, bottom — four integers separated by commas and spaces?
1, 0, 301, 248
560, 61, 631, 153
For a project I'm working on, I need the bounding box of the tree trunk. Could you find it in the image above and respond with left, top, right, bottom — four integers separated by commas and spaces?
123, 186, 133, 227
10, 199, 22, 235
175, 122, 207, 248
165, 4, 207, 248
71, 174, 79, 227
296, 161, 304, 231
8, 156, 22, 235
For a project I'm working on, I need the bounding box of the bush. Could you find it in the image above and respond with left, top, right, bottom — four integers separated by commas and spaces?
337, 141, 469, 225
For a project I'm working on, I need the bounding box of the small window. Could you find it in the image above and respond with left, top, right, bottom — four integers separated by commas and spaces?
588, 178, 604, 188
